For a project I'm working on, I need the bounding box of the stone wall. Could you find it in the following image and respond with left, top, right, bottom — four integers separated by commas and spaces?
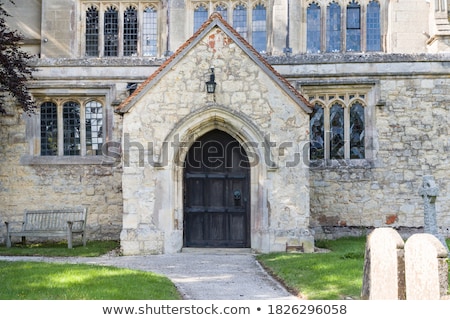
0, 101, 123, 244
273, 55, 450, 239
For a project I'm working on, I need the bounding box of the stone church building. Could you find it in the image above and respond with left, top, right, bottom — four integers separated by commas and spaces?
1, 0, 449, 254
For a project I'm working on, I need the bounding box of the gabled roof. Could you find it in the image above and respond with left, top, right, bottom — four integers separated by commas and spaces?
117, 13, 312, 114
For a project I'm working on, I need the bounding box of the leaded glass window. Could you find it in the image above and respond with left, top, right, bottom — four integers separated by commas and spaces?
123, 6, 138, 56
350, 102, 365, 159
86, 101, 103, 155
143, 6, 158, 56
307, 3, 321, 53
214, 4, 228, 21
330, 103, 344, 159
252, 4, 266, 53
310, 103, 325, 160
233, 4, 247, 39
104, 6, 118, 56
40, 102, 58, 156
85, 6, 99, 56
63, 101, 81, 156
326, 2, 341, 52
346, 1, 361, 52
366, 0, 381, 51
194, 4, 208, 32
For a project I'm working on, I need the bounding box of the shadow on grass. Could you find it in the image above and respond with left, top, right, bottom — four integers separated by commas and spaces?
0, 261, 181, 299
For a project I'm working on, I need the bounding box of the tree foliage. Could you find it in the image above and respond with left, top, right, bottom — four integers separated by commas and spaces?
0, 1, 36, 115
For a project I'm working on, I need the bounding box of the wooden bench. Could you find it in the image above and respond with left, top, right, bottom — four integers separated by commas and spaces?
5, 208, 87, 249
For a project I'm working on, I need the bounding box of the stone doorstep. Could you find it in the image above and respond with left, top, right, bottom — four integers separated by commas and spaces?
180, 247, 253, 255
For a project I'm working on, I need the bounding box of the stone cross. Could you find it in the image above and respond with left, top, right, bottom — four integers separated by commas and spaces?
418, 175, 449, 255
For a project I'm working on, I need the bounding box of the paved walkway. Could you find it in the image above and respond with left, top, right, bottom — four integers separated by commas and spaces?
0, 249, 299, 300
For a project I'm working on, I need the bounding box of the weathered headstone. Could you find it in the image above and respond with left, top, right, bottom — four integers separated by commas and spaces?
418, 175, 450, 255
361, 228, 406, 299
405, 233, 449, 300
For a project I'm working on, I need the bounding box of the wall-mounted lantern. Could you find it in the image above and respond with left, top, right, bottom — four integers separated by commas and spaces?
205, 67, 216, 94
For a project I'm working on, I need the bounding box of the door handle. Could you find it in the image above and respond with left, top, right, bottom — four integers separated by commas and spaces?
233, 190, 241, 200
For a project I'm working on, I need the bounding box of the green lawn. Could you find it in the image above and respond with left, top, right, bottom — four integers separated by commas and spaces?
0, 261, 181, 299
257, 237, 450, 300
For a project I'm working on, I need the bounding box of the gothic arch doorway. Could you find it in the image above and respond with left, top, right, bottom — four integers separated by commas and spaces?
183, 129, 250, 248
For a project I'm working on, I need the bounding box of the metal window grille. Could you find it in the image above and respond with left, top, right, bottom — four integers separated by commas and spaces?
194, 5, 208, 32
214, 4, 228, 21
85, 101, 103, 155
252, 4, 266, 53
233, 4, 247, 39
104, 6, 118, 56
346, 1, 361, 52
366, 0, 381, 51
326, 2, 341, 52
143, 6, 158, 56
63, 101, 81, 156
307, 3, 321, 53
124, 6, 138, 56
85, 6, 99, 56
40, 102, 58, 156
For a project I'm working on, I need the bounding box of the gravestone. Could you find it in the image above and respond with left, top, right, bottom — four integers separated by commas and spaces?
361, 228, 406, 299
405, 233, 449, 299
418, 175, 450, 255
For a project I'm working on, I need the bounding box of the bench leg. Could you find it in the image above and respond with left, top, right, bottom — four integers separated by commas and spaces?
82, 232, 86, 247
21, 236, 26, 246
68, 231, 73, 249
6, 235, 11, 248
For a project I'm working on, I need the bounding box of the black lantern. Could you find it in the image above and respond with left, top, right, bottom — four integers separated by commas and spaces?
205, 67, 216, 94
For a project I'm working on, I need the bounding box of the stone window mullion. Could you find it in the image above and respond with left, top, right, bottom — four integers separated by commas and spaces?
324, 104, 331, 160
344, 103, 350, 159
99, 4, 105, 57
80, 102, 87, 156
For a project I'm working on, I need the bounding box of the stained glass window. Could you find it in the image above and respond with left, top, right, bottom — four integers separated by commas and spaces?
63, 101, 81, 156
104, 7, 118, 56
346, 1, 361, 52
252, 4, 267, 53
85, 6, 99, 56
366, 0, 381, 51
215, 4, 228, 21
40, 102, 58, 156
194, 4, 208, 32
124, 6, 138, 56
326, 2, 341, 52
233, 4, 247, 39
350, 102, 365, 159
143, 6, 158, 56
307, 3, 321, 53
310, 104, 325, 160
330, 103, 344, 159
86, 101, 103, 156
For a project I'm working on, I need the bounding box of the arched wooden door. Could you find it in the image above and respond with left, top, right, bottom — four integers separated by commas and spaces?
183, 130, 250, 248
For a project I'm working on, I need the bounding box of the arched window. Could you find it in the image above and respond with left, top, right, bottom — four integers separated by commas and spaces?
143, 6, 158, 56
310, 103, 325, 160
366, 0, 381, 51
40, 102, 58, 156
85, 6, 99, 56
63, 101, 81, 156
307, 3, 321, 53
350, 102, 365, 159
326, 2, 341, 52
123, 6, 138, 56
214, 4, 228, 21
194, 4, 208, 32
252, 4, 267, 53
346, 0, 361, 52
233, 4, 247, 39
330, 103, 344, 159
104, 6, 119, 56
86, 101, 104, 155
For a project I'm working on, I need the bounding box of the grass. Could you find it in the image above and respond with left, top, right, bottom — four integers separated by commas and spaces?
0, 240, 120, 257
0, 261, 181, 299
257, 237, 450, 300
